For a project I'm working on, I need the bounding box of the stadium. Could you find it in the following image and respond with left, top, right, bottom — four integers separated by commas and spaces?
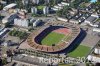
27, 22, 80, 53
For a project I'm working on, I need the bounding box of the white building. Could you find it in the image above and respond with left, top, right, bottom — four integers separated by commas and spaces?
61, 2, 69, 6
52, 2, 69, 11
31, 7, 37, 14
57, 17, 68, 22
32, 0, 39, 4
43, 6, 49, 14
54, 5, 62, 10
58, 3, 65, 7
93, 28, 100, 32
87, 55, 100, 63
0, 1, 7, 5
94, 48, 100, 54
33, 19, 41, 27
3, 3, 17, 11
52, 8, 59, 11
84, 15, 99, 27
22, 0, 29, 5
14, 18, 29, 27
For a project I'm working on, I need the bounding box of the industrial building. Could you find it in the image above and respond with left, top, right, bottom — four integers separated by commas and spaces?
14, 18, 29, 27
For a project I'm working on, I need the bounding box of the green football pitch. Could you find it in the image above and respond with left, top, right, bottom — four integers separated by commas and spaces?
41, 32, 65, 46
68, 45, 91, 58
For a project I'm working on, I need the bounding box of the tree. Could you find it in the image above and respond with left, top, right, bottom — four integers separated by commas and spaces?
56, 9, 63, 17
2, 58, 7, 65
71, 0, 82, 8
15, 0, 23, 9
53, 0, 57, 6
82, 0, 91, 3
4, 22, 11, 28
49, 0, 54, 7
93, 1, 100, 13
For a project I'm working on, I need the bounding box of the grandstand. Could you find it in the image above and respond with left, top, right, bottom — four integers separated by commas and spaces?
27, 22, 80, 53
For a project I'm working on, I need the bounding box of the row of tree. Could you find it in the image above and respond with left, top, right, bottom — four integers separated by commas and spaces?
9, 29, 28, 39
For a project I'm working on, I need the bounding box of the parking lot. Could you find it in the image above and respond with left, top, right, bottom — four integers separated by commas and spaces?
80, 33, 100, 48
80, 26, 100, 48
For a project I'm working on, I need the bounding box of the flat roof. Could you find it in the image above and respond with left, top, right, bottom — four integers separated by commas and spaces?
86, 16, 97, 22
3, 3, 17, 10
13, 55, 47, 66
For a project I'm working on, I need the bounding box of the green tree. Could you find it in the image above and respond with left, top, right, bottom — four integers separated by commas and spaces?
4, 22, 11, 28
15, 0, 23, 9
2, 58, 7, 65
56, 9, 63, 17
49, 0, 54, 7
81, 0, 91, 3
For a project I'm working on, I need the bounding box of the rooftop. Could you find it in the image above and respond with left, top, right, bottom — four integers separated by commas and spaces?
3, 3, 17, 11
86, 16, 97, 22
13, 54, 48, 66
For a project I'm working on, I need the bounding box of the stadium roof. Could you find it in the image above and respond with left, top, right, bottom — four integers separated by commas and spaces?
27, 22, 80, 53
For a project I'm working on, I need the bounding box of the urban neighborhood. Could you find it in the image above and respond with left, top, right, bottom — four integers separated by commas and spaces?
0, 0, 100, 66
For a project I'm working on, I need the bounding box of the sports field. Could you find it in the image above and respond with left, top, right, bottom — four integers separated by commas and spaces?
68, 45, 91, 58
41, 32, 65, 46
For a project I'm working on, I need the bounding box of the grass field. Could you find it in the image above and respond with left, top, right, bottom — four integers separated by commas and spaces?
68, 45, 91, 58
59, 64, 73, 66
37, 6, 44, 10
41, 32, 65, 46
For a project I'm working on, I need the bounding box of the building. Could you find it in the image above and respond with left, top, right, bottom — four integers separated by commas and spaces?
31, 7, 37, 14
2, 13, 18, 23
84, 15, 99, 27
57, 17, 68, 22
63, 0, 74, 3
52, 2, 69, 11
3, 3, 17, 11
0, 27, 4, 32
32, 0, 39, 4
22, 0, 29, 5
0, 1, 7, 6
2, 40, 13, 47
87, 47, 100, 63
93, 28, 100, 32
87, 55, 100, 63
18, 11, 26, 19
12, 54, 48, 66
0, 28, 8, 38
45, 0, 50, 4
61, 2, 69, 6
43, 6, 49, 14
94, 48, 100, 54
33, 19, 41, 27
14, 18, 29, 27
